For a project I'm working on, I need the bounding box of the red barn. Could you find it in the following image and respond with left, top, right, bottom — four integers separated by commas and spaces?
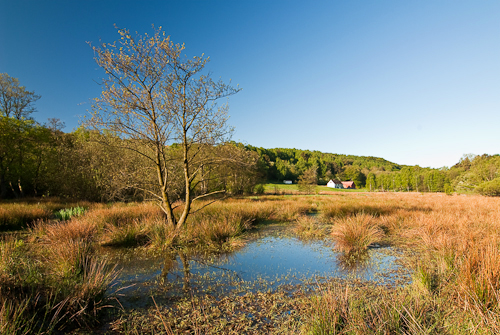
341, 181, 356, 189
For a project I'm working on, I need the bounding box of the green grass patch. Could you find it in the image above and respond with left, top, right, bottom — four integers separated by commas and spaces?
264, 183, 367, 194
54, 206, 87, 221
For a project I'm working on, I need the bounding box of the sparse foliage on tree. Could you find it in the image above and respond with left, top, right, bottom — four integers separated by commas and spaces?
87, 26, 241, 232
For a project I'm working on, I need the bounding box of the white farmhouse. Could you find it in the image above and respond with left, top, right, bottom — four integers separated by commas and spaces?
327, 179, 344, 189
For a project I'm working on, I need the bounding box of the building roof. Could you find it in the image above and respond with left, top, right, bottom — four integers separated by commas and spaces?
341, 181, 355, 188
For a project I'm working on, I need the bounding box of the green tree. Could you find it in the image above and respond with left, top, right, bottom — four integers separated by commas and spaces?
0, 73, 40, 120
366, 172, 376, 191
298, 166, 318, 194
0, 74, 44, 198
400, 167, 412, 192
476, 178, 500, 196
412, 166, 422, 192
0, 117, 52, 198
88, 27, 240, 232
344, 165, 366, 188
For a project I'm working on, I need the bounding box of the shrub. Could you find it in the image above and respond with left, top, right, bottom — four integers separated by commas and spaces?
254, 184, 265, 195
476, 178, 500, 196
444, 183, 454, 195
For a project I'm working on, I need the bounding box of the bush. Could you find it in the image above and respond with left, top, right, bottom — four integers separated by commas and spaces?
444, 183, 454, 195
476, 178, 500, 196
254, 184, 265, 195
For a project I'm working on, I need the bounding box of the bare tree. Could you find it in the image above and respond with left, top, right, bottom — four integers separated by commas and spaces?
87, 26, 240, 232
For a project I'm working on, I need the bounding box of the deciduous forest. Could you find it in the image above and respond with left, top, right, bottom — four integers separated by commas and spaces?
1, 70, 499, 202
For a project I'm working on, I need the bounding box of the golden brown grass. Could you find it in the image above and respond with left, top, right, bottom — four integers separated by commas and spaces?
0, 203, 52, 230
95, 193, 500, 333
0, 198, 92, 230
4, 193, 500, 333
293, 215, 329, 239
84, 202, 163, 228
300, 192, 500, 333
330, 213, 384, 254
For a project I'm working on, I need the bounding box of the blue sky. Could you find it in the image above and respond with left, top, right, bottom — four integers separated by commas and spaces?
1, 1, 499, 168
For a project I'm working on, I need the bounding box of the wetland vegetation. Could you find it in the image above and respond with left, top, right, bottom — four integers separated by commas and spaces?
2, 192, 500, 334
2, 27, 500, 334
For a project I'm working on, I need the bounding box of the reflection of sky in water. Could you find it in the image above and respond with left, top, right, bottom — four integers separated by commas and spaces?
213, 236, 394, 282
110, 225, 410, 309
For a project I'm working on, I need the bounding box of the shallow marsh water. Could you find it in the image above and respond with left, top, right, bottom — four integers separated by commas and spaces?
107, 224, 411, 309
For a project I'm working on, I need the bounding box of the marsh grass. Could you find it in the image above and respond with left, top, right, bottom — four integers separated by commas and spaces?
293, 215, 329, 239
454, 240, 500, 312
301, 280, 477, 334
35, 217, 97, 243
184, 214, 250, 250
330, 213, 384, 255
51, 257, 119, 329
82, 194, 500, 333
3, 193, 500, 333
0, 203, 52, 231
306, 284, 351, 334
1, 219, 117, 333
0, 198, 92, 231
102, 219, 150, 247
85, 202, 162, 228
0, 253, 118, 333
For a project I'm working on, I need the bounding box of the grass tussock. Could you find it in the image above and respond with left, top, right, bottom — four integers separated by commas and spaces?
330, 213, 383, 255
184, 212, 251, 250
1, 224, 117, 333
293, 215, 329, 239
0, 198, 92, 231
303, 283, 456, 335
0, 203, 52, 231
3, 193, 500, 333
33, 217, 97, 244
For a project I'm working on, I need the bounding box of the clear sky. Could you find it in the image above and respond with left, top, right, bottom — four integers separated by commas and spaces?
1, 1, 499, 168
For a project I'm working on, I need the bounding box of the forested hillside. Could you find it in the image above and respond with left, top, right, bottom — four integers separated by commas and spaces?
246, 145, 500, 195
245, 145, 403, 186
2, 72, 500, 200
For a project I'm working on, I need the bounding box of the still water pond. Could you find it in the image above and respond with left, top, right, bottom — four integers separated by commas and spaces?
108, 224, 410, 309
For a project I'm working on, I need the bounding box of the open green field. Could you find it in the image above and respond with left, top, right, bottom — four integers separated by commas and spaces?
264, 183, 368, 193
2, 193, 500, 334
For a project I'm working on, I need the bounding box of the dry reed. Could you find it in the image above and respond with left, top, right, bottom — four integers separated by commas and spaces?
293, 215, 329, 239
330, 213, 383, 254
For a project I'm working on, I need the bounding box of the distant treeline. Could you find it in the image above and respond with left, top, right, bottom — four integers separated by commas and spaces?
2, 68, 499, 200
2, 117, 499, 199
0, 118, 261, 201
245, 146, 500, 196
